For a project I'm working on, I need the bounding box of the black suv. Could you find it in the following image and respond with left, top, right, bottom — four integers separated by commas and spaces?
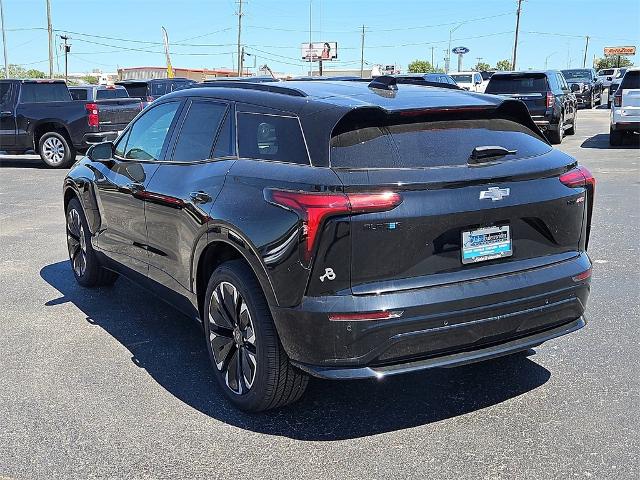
485, 70, 577, 144
115, 78, 196, 107
64, 79, 593, 411
561, 69, 603, 109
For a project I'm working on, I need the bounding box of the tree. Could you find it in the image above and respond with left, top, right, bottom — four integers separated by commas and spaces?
0, 64, 47, 79
594, 56, 633, 70
407, 59, 443, 73
80, 75, 99, 84
495, 59, 512, 71
474, 62, 491, 72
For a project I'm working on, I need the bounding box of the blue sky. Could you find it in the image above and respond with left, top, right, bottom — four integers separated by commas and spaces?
2, 0, 639, 75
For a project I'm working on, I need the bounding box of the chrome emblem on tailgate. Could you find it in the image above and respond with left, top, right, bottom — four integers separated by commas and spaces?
479, 187, 510, 201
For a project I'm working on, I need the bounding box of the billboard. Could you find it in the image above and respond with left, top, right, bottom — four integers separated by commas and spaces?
604, 46, 636, 56
301, 42, 338, 61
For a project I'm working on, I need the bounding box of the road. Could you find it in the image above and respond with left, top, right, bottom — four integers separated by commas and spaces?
0, 108, 638, 479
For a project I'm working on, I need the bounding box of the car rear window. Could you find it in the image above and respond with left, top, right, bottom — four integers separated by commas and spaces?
485, 74, 548, 94
621, 71, 640, 89
20, 83, 71, 103
69, 88, 88, 100
237, 113, 309, 165
330, 119, 551, 169
451, 74, 472, 83
96, 88, 129, 100
120, 83, 148, 99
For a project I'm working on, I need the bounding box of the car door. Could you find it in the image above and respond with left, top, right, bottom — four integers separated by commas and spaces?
92, 100, 183, 277
0, 82, 16, 147
144, 98, 234, 304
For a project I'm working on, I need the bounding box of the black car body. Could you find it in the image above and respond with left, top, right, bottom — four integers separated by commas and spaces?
0, 79, 137, 167
561, 69, 603, 108
63, 80, 593, 411
115, 78, 196, 107
485, 70, 577, 144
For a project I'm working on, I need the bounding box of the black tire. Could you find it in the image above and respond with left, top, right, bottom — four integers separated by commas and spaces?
566, 114, 576, 135
204, 260, 308, 412
547, 118, 563, 145
66, 198, 118, 288
38, 131, 76, 168
609, 127, 624, 146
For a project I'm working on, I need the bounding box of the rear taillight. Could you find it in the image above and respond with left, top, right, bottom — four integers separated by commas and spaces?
559, 166, 595, 190
85, 103, 99, 127
613, 93, 622, 107
572, 268, 592, 282
264, 189, 402, 261
546, 92, 554, 108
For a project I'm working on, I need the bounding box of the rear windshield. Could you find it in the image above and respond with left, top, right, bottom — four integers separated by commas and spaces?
621, 71, 640, 89
330, 119, 551, 169
599, 69, 614, 76
151, 82, 168, 96
562, 69, 592, 81
69, 88, 88, 100
451, 74, 472, 83
20, 83, 71, 103
120, 83, 148, 99
96, 88, 129, 100
486, 74, 548, 94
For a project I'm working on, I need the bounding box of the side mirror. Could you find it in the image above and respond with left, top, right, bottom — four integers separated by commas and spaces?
570, 84, 580, 93
87, 141, 114, 162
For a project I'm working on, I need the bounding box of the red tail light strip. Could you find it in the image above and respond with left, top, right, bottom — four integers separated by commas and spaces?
572, 268, 592, 282
559, 166, 595, 190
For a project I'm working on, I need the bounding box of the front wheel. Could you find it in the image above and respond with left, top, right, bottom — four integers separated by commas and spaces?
39, 132, 76, 168
204, 260, 308, 411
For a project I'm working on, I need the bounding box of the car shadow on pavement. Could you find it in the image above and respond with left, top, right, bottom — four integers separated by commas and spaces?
0, 157, 48, 169
580, 133, 640, 149
41, 260, 551, 441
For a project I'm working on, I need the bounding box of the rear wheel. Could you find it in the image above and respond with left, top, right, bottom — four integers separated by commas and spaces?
39, 132, 76, 168
66, 198, 118, 287
204, 260, 308, 411
609, 127, 624, 146
547, 116, 563, 144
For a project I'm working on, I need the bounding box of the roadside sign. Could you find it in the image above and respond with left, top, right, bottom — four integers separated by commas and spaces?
604, 46, 636, 56
452, 46, 470, 55
301, 42, 338, 61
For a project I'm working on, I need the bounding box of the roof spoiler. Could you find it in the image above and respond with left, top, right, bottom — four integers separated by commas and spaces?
368, 75, 397, 91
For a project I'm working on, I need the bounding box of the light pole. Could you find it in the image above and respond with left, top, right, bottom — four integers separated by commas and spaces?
0, 0, 8, 78
544, 51, 557, 70
447, 23, 464, 73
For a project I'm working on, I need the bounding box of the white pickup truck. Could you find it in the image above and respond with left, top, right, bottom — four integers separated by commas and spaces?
610, 67, 640, 146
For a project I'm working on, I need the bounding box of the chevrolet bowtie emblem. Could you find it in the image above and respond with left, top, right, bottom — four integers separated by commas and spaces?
479, 187, 510, 201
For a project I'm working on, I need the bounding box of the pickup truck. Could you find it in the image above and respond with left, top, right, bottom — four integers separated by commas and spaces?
0, 79, 142, 167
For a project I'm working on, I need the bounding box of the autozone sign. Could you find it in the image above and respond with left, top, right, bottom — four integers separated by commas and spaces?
604, 46, 636, 56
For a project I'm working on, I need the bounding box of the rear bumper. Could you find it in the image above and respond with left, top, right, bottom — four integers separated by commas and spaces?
272, 253, 591, 377
81, 130, 120, 146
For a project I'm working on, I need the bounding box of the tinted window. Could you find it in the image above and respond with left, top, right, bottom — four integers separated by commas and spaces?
485, 74, 548, 94
599, 69, 614, 76
121, 101, 180, 161
621, 71, 640, 89
96, 88, 129, 100
331, 119, 551, 169
20, 83, 71, 103
69, 88, 88, 100
237, 113, 309, 165
451, 74, 472, 83
213, 112, 233, 158
120, 83, 148, 99
172, 101, 227, 161
0, 82, 12, 106
151, 82, 167, 96
561, 69, 592, 81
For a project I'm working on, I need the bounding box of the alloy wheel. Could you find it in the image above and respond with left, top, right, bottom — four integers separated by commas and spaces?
66, 208, 86, 277
42, 136, 66, 165
208, 281, 258, 395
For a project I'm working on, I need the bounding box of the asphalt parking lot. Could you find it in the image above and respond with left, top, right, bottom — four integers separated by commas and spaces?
0, 107, 638, 479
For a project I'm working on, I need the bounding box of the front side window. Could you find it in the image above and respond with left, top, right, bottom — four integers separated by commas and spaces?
69, 88, 88, 100
120, 101, 180, 161
0, 82, 12, 106
172, 100, 227, 161
237, 113, 309, 165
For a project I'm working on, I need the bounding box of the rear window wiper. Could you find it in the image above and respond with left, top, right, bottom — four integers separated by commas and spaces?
469, 145, 517, 164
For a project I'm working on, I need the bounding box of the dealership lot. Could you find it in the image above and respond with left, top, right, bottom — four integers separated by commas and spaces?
0, 108, 638, 478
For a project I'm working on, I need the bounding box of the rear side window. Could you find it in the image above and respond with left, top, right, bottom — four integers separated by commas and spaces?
237, 113, 309, 165
20, 83, 71, 103
172, 100, 227, 161
331, 119, 551, 169
96, 88, 129, 100
600, 69, 614, 76
486, 74, 548, 94
621, 71, 640, 89
69, 88, 88, 100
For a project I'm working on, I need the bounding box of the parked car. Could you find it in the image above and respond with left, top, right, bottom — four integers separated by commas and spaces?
450, 71, 485, 92
392, 73, 462, 89
0, 79, 138, 167
115, 78, 196, 107
610, 67, 640, 145
63, 79, 593, 411
561, 68, 603, 108
485, 70, 577, 144
597, 68, 621, 89
608, 68, 628, 108
68, 84, 142, 134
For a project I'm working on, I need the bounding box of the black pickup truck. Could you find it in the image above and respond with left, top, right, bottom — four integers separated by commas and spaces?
0, 79, 142, 167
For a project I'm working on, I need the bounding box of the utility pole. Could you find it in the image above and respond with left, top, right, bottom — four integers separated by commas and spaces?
60, 34, 70, 83
236, 0, 243, 76
582, 35, 590, 68
360, 25, 365, 78
430, 46, 435, 68
0, 0, 8, 78
308, 1, 312, 76
511, 0, 523, 71
46, 0, 54, 78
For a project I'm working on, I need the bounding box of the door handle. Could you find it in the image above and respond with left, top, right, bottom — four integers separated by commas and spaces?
189, 191, 212, 204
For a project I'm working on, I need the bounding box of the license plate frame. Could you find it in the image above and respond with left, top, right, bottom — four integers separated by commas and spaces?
461, 225, 513, 264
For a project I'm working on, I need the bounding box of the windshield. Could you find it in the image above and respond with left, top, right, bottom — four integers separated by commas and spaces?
451, 74, 472, 83
485, 74, 548, 94
562, 70, 591, 81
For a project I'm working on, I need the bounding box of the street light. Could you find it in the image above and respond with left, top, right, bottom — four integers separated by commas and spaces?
544, 51, 557, 70
447, 22, 464, 73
